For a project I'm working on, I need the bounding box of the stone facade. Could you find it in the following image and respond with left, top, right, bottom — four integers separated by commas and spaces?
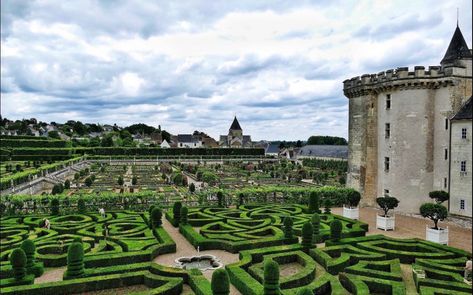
219, 117, 252, 147
343, 26, 472, 214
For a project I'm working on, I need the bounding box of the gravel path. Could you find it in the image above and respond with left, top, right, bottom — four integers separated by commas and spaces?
154, 217, 241, 295
332, 207, 472, 252
34, 267, 66, 284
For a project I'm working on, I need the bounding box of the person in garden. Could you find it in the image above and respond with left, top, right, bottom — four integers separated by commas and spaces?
465, 260, 472, 283
99, 208, 105, 218
43, 218, 50, 230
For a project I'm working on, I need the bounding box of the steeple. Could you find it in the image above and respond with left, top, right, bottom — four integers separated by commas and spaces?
441, 25, 472, 66
229, 116, 242, 131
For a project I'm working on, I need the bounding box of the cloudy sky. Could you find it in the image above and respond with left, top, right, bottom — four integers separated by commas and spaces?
1, 0, 471, 141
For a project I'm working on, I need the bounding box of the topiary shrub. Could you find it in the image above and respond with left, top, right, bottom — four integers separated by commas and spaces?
189, 183, 195, 193
301, 221, 313, 248
238, 193, 245, 206
330, 219, 342, 241
148, 205, 156, 217
264, 259, 280, 295
323, 199, 332, 214
151, 207, 163, 228
64, 179, 71, 189
376, 197, 400, 217
73, 237, 82, 244
311, 213, 320, 243
20, 240, 35, 269
180, 206, 188, 224
308, 191, 320, 213
217, 191, 225, 207
9, 248, 27, 280
211, 268, 230, 295
173, 201, 182, 224
283, 216, 293, 240
428, 191, 449, 204
51, 198, 60, 215
420, 203, 448, 230
345, 190, 361, 208
296, 288, 312, 295
65, 242, 84, 278
132, 176, 138, 185
77, 198, 86, 214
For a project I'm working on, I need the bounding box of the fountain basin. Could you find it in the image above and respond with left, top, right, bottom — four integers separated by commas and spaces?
175, 254, 222, 271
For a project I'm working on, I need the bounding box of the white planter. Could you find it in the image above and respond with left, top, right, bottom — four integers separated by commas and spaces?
426, 226, 449, 245
343, 206, 359, 220
376, 214, 395, 231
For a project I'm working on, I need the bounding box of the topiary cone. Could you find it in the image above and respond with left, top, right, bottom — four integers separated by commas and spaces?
211, 268, 230, 295
301, 221, 314, 248
20, 239, 35, 268
10, 248, 27, 280
66, 242, 85, 278
264, 259, 280, 295
330, 219, 342, 241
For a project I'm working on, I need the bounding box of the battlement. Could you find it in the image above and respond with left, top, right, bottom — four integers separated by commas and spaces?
343, 64, 470, 98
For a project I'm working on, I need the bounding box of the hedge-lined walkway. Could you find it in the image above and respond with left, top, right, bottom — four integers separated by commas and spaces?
34, 267, 65, 284
153, 217, 242, 295
332, 207, 472, 252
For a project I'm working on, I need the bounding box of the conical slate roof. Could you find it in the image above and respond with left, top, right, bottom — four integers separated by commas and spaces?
441, 26, 472, 65
451, 97, 472, 120
229, 116, 242, 130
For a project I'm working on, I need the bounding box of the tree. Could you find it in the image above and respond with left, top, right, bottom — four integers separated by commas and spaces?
131, 176, 138, 186
308, 192, 320, 213
74, 172, 80, 182
101, 135, 114, 147
189, 183, 195, 193
263, 260, 280, 295
238, 193, 245, 206
311, 213, 320, 242
283, 216, 294, 240
20, 239, 43, 276
307, 136, 347, 145
117, 176, 124, 186
180, 206, 188, 224
323, 199, 332, 214
428, 191, 449, 204
173, 201, 182, 224
64, 179, 70, 190
345, 190, 361, 208
420, 203, 448, 230
65, 242, 84, 278
376, 197, 400, 217
9, 248, 27, 281
151, 207, 162, 228
211, 268, 230, 295
78, 198, 86, 213
301, 221, 313, 248
330, 220, 342, 241
51, 198, 60, 215
48, 131, 60, 139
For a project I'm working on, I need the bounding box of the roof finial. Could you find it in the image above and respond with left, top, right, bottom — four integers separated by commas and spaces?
457, 7, 459, 27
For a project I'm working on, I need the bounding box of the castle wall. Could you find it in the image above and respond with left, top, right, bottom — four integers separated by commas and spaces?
449, 120, 472, 217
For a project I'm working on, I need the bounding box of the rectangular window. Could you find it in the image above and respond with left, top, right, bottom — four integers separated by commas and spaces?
384, 157, 390, 172
461, 128, 467, 139
445, 118, 449, 130
444, 177, 447, 189
386, 94, 391, 109
385, 123, 391, 139
384, 189, 390, 197
460, 161, 466, 172
444, 148, 448, 160
460, 199, 465, 210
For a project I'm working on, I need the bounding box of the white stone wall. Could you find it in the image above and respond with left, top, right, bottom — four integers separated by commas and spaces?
449, 120, 472, 217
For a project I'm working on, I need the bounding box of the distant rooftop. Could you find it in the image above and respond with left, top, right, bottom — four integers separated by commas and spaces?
451, 96, 472, 121
299, 145, 348, 159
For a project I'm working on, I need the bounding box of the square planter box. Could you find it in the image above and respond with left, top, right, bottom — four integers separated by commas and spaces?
376, 214, 395, 231
426, 226, 449, 245
343, 206, 359, 220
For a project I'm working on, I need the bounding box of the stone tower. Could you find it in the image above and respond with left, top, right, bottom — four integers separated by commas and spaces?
343, 25, 472, 213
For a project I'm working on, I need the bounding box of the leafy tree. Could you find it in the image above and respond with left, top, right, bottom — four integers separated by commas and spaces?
307, 136, 347, 145
131, 176, 138, 186
78, 198, 86, 213
65, 242, 84, 278
101, 135, 114, 147
420, 203, 448, 230
9, 248, 27, 281
263, 259, 280, 295
428, 191, 449, 204
211, 268, 230, 295
301, 221, 313, 248
376, 197, 400, 217
151, 207, 163, 228
84, 177, 93, 187
48, 131, 60, 139
74, 173, 80, 182
330, 220, 342, 241
283, 216, 294, 240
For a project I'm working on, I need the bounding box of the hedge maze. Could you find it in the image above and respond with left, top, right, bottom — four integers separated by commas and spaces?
171, 204, 368, 253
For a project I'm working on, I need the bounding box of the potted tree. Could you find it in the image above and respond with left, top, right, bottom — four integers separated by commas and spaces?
343, 190, 361, 220
376, 196, 399, 231
420, 191, 449, 244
